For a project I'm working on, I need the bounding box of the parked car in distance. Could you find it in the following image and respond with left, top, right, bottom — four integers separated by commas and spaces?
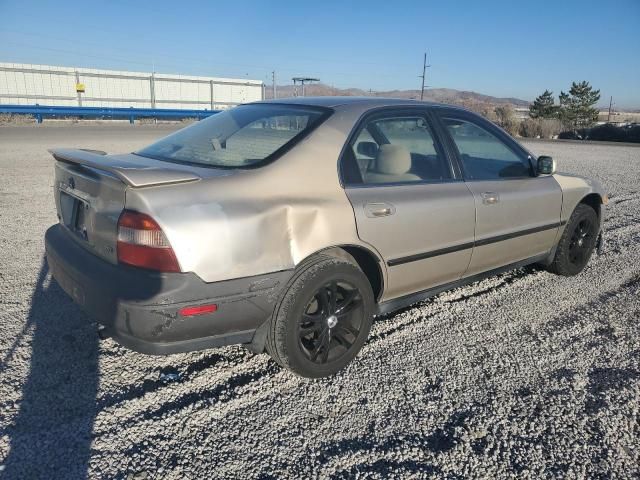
45, 97, 606, 377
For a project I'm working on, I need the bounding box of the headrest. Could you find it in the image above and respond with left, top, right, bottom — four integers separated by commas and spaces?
374, 144, 411, 175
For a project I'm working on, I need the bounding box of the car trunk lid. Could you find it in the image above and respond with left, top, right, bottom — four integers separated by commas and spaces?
51, 148, 202, 187
50, 148, 203, 264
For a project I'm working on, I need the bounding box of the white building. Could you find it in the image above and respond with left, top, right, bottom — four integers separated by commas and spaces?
0, 62, 264, 110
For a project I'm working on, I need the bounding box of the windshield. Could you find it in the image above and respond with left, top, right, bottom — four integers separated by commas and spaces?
135, 104, 329, 168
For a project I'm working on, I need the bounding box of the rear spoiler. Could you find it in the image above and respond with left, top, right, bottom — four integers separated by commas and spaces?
49, 148, 201, 188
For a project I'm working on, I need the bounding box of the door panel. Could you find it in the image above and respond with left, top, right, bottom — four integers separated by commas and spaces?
433, 109, 563, 276
345, 183, 475, 300
341, 108, 475, 301
464, 177, 562, 275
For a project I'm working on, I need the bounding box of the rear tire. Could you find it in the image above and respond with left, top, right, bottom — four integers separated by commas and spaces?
266, 254, 374, 378
547, 204, 599, 276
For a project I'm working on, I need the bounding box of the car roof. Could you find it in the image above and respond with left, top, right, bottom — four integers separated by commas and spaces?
253, 96, 453, 110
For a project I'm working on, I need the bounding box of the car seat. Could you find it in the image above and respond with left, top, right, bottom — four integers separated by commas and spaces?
364, 144, 420, 184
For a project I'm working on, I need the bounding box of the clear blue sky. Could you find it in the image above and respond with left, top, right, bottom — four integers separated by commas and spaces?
1, 0, 639, 107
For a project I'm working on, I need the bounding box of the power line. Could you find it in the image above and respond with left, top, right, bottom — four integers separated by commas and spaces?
2, 28, 419, 70
1, 39, 408, 85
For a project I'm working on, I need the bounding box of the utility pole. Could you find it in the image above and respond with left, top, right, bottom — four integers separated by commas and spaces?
272, 71, 277, 99
607, 96, 613, 123
419, 52, 430, 101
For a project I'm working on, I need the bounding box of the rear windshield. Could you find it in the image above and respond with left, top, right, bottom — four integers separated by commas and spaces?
135, 104, 329, 168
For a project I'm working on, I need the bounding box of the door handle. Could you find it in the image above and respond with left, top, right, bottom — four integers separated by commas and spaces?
481, 192, 500, 205
364, 202, 395, 218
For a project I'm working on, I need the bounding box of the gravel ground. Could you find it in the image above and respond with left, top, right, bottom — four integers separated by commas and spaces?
0, 126, 638, 479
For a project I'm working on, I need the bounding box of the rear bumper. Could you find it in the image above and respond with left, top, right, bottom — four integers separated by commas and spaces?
45, 224, 292, 354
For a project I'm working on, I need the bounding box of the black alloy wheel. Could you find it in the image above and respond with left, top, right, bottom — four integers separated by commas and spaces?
568, 217, 595, 268
547, 203, 599, 276
266, 254, 375, 378
298, 280, 364, 364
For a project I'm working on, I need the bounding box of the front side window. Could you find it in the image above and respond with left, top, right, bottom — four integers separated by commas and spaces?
343, 115, 451, 185
442, 117, 531, 179
136, 104, 328, 168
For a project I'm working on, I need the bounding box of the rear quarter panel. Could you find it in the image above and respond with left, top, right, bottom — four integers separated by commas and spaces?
124, 106, 385, 284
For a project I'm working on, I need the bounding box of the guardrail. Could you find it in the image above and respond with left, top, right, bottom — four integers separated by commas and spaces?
0, 104, 220, 123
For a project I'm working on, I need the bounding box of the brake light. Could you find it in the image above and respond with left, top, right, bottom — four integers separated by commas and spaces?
117, 210, 181, 272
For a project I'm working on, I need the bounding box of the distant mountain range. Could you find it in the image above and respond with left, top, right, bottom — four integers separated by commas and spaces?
265, 83, 530, 109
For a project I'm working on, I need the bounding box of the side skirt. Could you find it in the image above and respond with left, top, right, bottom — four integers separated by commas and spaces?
376, 253, 549, 316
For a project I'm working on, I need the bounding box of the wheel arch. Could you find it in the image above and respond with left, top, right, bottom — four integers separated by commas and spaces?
309, 245, 385, 302
579, 192, 603, 219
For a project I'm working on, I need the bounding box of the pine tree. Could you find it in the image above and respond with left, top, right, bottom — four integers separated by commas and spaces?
559, 81, 601, 128
529, 90, 559, 119
529, 90, 558, 118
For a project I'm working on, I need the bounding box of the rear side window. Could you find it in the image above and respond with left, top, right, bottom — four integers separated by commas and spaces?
136, 104, 328, 168
442, 117, 531, 179
343, 115, 452, 185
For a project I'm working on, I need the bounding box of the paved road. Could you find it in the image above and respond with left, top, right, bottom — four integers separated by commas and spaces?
0, 125, 638, 479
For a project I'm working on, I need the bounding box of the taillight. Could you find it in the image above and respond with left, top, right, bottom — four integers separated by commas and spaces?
117, 210, 181, 272
179, 304, 218, 317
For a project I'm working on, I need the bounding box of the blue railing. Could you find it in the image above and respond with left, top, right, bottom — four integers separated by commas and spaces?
0, 104, 220, 123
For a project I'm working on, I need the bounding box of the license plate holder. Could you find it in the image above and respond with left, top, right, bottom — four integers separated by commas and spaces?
59, 190, 89, 239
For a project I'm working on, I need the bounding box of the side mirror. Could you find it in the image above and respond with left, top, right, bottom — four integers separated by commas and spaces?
357, 141, 379, 158
537, 155, 556, 175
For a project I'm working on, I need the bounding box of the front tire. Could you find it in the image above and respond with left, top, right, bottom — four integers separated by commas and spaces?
266, 254, 374, 378
547, 203, 599, 276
